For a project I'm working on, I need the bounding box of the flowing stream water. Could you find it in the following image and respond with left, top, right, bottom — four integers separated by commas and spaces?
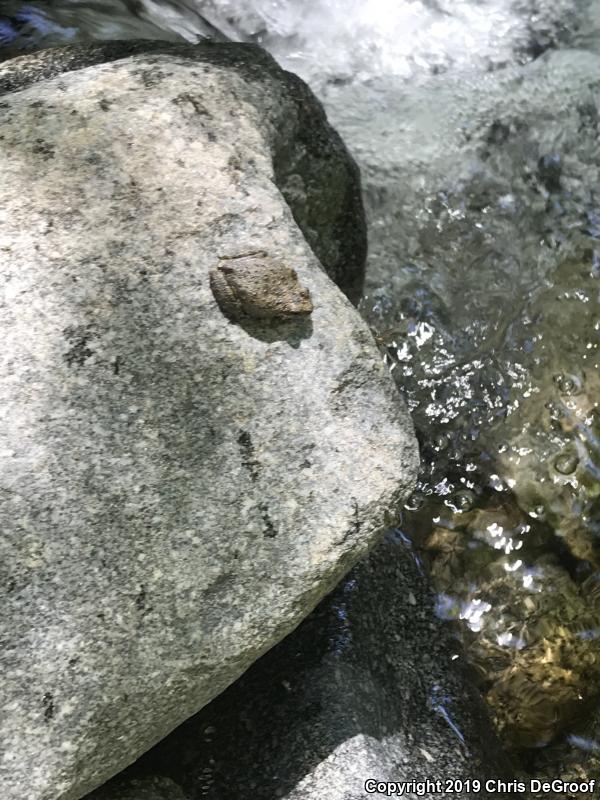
3, 0, 600, 792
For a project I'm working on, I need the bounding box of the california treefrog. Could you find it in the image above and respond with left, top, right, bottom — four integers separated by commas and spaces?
209, 251, 313, 322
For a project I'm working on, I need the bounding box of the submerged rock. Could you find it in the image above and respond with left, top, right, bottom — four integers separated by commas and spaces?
90, 776, 188, 800
0, 42, 417, 800
409, 489, 600, 794
493, 254, 600, 569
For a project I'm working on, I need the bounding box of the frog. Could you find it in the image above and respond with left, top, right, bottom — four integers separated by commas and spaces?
209, 251, 313, 322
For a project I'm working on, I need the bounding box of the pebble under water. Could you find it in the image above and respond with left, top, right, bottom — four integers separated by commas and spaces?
2, 0, 600, 794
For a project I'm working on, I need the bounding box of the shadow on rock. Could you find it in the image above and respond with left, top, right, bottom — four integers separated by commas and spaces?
230, 315, 314, 346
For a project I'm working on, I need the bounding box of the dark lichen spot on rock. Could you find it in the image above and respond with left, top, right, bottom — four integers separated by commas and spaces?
135, 585, 147, 612
32, 139, 55, 159
538, 154, 562, 193
330, 365, 369, 407
578, 101, 599, 131
259, 503, 276, 538
106, 240, 127, 257
136, 68, 165, 88
85, 152, 103, 167
524, 30, 556, 61
43, 692, 54, 722
237, 430, 260, 482
173, 93, 211, 117
486, 119, 510, 146
228, 154, 243, 172
63, 325, 94, 367
351, 498, 361, 534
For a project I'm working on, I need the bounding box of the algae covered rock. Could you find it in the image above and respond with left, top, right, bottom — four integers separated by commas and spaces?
0, 42, 417, 800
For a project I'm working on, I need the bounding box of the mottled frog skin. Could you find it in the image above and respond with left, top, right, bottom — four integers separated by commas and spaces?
209, 251, 313, 322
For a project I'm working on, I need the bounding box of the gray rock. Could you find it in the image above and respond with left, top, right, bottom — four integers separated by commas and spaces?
91, 534, 514, 800
0, 44, 417, 800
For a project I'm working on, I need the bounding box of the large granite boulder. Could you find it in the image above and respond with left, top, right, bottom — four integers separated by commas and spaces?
0, 43, 417, 800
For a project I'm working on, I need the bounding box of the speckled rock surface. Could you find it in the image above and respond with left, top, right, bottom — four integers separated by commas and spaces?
0, 44, 417, 800
90, 535, 514, 800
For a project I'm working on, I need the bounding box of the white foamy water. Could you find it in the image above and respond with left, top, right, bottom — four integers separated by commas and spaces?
126, 0, 588, 90
201, 0, 541, 86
